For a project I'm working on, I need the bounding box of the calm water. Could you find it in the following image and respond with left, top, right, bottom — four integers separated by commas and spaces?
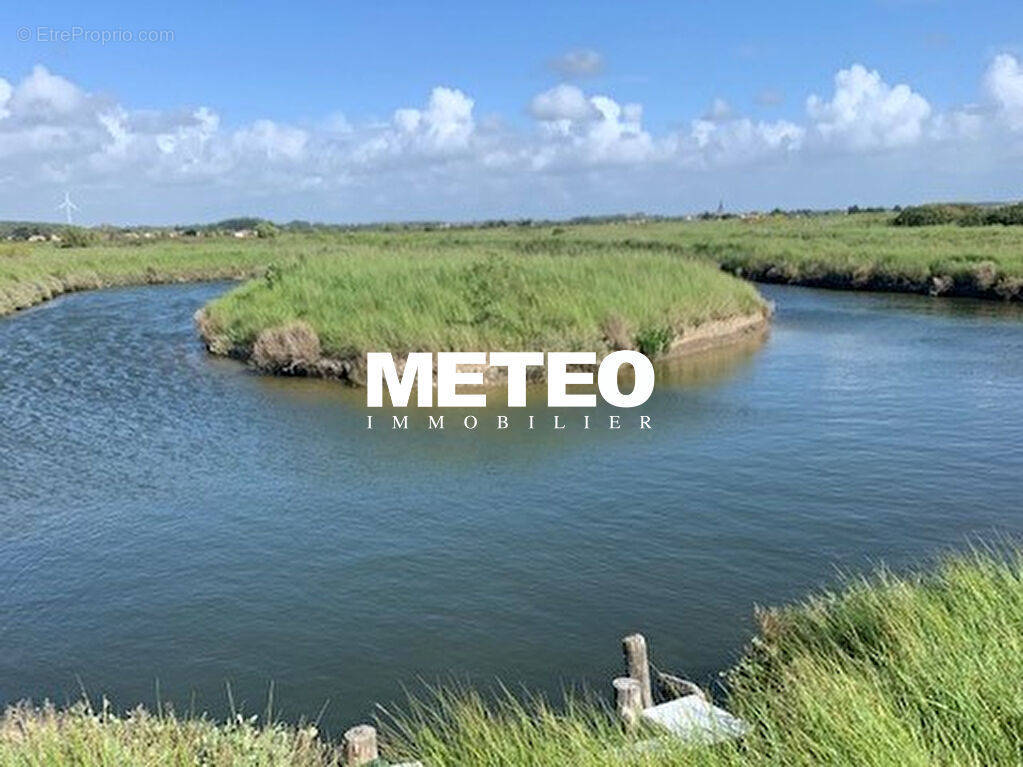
2, 282, 1023, 734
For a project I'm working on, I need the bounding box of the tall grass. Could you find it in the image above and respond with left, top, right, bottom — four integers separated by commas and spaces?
0, 700, 338, 766
0, 237, 283, 316
5, 548, 1023, 765
199, 245, 764, 360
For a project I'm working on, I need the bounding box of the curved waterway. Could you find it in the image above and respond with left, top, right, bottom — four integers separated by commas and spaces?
2, 281, 1023, 733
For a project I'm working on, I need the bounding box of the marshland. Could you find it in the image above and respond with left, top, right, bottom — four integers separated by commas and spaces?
3, 210, 1023, 764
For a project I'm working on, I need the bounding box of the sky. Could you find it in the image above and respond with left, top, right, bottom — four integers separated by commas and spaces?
1, 0, 1023, 224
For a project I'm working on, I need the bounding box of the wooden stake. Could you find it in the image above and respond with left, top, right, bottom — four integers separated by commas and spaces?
622, 633, 653, 708
343, 724, 379, 766
613, 676, 643, 731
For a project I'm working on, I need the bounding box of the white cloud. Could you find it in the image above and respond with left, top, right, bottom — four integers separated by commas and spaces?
686, 116, 804, 167
0, 77, 11, 119
233, 120, 308, 161
984, 53, 1023, 130
550, 49, 604, 77
387, 86, 475, 153
807, 64, 931, 150
9, 65, 84, 117
527, 88, 655, 168
704, 98, 734, 121
1, 55, 1023, 222
529, 84, 599, 123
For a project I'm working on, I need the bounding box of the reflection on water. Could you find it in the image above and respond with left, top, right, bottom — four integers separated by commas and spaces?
1, 282, 1022, 734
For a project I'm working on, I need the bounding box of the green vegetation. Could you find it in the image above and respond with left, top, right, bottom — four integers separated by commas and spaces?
0, 237, 280, 316
57, 226, 97, 248
6, 548, 1023, 765
551, 212, 1023, 299
0, 701, 335, 766
893, 202, 1023, 227
198, 245, 764, 375
6, 210, 1023, 363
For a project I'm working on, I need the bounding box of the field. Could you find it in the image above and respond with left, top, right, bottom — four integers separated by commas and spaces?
5, 547, 1023, 765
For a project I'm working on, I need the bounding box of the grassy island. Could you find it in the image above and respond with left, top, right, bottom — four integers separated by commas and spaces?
196, 242, 766, 380
4, 548, 1023, 765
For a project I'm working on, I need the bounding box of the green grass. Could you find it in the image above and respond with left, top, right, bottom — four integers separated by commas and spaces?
380, 547, 1023, 766
198, 244, 764, 363
6, 548, 1023, 765
0, 237, 280, 316
0, 701, 337, 766
6, 212, 1023, 377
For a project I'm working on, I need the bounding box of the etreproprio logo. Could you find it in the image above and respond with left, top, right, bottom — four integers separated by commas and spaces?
364, 351, 655, 431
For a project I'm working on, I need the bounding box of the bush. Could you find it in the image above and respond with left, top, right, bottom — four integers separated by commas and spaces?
892, 204, 982, 227
255, 221, 280, 239
634, 325, 673, 356
893, 202, 1023, 227
983, 203, 1023, 226
58, 226, 96, 248
251, 322, 321, 373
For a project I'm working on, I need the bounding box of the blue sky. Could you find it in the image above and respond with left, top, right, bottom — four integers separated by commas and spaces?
1, 1, 1023, 223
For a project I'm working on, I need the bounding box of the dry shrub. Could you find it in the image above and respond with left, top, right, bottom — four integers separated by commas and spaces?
600, 313, 631, 350
251, 321, 321, 373
996, 276, 1023, 300
970, 261, 999, 291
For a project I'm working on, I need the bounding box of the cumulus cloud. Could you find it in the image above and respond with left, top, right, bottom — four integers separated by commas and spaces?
704, 98, 735, 122
549, 49, 604, 77
806, 64, 932, 150
984, 53, 1023, 130
8, 65, 85, 116
529, 84, 599, 122
1, 55, 1022, 222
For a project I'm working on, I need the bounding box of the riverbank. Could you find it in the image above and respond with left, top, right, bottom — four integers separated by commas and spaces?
0, 238, 282, 317
5, 547, 1022, 765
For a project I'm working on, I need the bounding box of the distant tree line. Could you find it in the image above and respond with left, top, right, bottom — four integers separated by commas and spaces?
892, 203, 1023, 227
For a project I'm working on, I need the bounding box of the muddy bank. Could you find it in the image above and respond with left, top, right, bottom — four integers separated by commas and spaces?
194, 306, 772, 386
723, 263, 1023, 301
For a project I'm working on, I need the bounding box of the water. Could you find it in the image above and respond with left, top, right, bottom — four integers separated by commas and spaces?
1, 282, 1022, 734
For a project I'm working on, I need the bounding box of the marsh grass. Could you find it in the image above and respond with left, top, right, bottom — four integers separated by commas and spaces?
6, 548, 1023, 765
0, 699, 339, 766
0, 237, 283, 316
198, 245, 763, 361
7, 212, 1023, 349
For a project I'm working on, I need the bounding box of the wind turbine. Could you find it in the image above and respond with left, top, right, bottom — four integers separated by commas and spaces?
57, 191, 80, 225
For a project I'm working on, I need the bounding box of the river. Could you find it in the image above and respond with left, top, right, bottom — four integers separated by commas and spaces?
1, 281, 1022, 734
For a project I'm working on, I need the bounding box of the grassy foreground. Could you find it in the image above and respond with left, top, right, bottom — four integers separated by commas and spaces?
5, 548, 1023, 765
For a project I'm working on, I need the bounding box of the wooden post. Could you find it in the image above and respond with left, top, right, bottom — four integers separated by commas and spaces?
343, 724, 379, 766
613, 676, 643, 731
622, 633, 653, 708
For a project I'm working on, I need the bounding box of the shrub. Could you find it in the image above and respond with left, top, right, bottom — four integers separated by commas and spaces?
634, 325, 673, 356
892, 204, 981, 227
983, 203, 1023, 226
601, 314, 631, 350
255, 221, 280, 239
251, 321, 321, 373
58, 226, 96, 248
